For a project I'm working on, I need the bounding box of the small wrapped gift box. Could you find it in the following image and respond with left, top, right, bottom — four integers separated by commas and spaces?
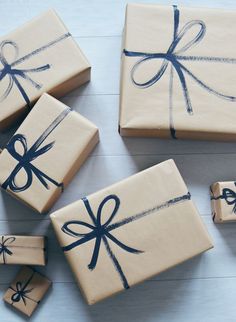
51, 159, 213, 304
0, 93, 99, 213
0, 9, 90, 130
0, 235, 46, 265
120, 4, 236, 140
4, 266, 51, 317
210, 181, 236, 223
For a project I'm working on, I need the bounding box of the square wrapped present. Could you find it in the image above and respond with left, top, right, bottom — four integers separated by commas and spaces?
120, 4, 236, 140
210, 181, 236, 223
4, 266, 51, 317
0, 93, 99, 213
0, 235, 46, 265
50, 159, 213, 304
0, 9, 90, 130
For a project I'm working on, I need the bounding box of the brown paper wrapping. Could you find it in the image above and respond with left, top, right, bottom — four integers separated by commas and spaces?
0, 93, 99, 213
210, 181, 236, 223
4, 266, 51, 317
50, 159, 213, 304
0, 9, 91, 130
120, 4, 236, 140
0, 235, 46, 265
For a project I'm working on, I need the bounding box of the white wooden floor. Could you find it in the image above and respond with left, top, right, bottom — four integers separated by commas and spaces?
1, 0, 236, 321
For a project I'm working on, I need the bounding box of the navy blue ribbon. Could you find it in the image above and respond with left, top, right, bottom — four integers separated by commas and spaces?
0, 236, 15, 264
1, 107, 71, 193
211, 182, 236, 213
123, 5, 236, 139
62, 192, 191, 289
10, 270, 39, 306
0, 33, 71, 107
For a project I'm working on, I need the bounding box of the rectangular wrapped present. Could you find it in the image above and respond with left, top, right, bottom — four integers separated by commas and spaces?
0, 9, 90, 130
0, 235, 46, 265
4, 266, 51, 317
50, 159, 213, 304
120, 4, 236, 140
0, 93, 99, 213
210, 181, 236, 223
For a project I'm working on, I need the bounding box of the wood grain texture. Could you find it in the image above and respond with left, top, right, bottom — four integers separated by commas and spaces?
0, 0, 236, 321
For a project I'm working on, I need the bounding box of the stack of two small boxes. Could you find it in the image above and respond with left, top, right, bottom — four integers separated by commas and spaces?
0, 3, 236, 317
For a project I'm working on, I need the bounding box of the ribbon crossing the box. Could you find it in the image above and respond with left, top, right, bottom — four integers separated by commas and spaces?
1, 107, 71, 193
123, 5, 236, 139
211, 183, 236, 213
61, 192, 191, 289
0, 236, 16, 264
10, 269, 40, 306
0, 33, 71, 107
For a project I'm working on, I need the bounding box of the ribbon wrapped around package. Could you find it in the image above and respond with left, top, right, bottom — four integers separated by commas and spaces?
0, 235, 46, 266
0, 9, 91, 130
51, 159, 213, 304
0, 93, 99, 213
4, 266, 51, 317
120, 4, 236, 140
211, 181, 236, 223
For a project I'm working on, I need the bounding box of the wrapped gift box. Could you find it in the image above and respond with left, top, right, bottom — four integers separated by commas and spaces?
210, 181, 236, 223
4, 266, 51, 317
0, 93, 99, 213
0, 235, 46, 265
0, 9, 90, 130
120, 4, 236, 140
50, 159, 213, 304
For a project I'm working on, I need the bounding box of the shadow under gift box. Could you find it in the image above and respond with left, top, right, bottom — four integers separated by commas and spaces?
0, 9, 90, 131
210, 181, 236, 223
0, 93, 99, 213
4, 266, 51, 317
0, 235, 46, 265
120, 4, 236, 140
50, 159, 213, 304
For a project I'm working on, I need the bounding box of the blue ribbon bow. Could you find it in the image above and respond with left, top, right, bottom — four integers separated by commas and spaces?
62, 192, 191, 289
123, 5, 236, 139
211, 182, 236, 213
10, 270, 39, 306
0, 33, 71, 107
0, 236, 15, 264
1, 107, 71, 193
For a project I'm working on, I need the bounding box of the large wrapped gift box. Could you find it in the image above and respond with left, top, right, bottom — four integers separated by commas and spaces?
4, 266, 51, 317
120, 4, 236, 140
0, 9, 90, 130
0, 93, 99, 213
0, 235, 46, 265
211, 181, 236, 223
50, 159, 213, 304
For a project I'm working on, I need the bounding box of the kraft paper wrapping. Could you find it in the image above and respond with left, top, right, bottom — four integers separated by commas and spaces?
0, 93, 99, 213
0, 9, 91, 130
120, 4, 236, 140
4, 266, 51, 317
50, 159, 213, 304
0, 235, 46, 265
210, 181, 236, 223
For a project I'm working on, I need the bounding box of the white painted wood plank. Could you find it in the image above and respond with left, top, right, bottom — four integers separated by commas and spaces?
0, 277, 236, 322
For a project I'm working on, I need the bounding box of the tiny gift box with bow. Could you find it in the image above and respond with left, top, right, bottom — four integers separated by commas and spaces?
4, 266, 51, 317
0, 9, 91, 130
50, 159, 213, 304
0, 235, 46, 265
0, 93, 99, 213
120, 4, 236, 140
210, 181, 236, 223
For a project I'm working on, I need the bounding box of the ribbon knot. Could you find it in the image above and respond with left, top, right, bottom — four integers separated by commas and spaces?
62, 192, 191, 289
0, 40, 50, 107
123, 5, 236, 139
0, 236, 15, 264
211, 183, 236, 213
11, 282, 34, 305
1, 107, 71, 193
